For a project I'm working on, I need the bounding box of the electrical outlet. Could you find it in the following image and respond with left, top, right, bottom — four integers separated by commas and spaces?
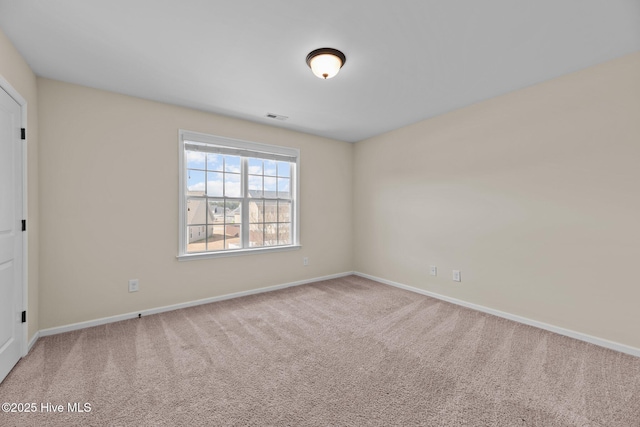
303, 257, 309, 266
128, 279, 139, 292
452, 270, 461, 282
429, 265, 437, 276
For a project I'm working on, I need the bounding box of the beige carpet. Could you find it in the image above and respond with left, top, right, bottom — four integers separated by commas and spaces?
1, 275, 639, 426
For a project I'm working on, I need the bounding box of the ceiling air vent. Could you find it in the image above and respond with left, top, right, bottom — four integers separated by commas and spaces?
265, 113, 288, 121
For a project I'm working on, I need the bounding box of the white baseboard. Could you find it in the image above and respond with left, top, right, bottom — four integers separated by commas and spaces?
39, 271, 354, 338
27, 332, 39, 354
354, 272, 640, 358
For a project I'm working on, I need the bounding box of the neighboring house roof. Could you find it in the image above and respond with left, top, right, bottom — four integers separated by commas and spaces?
187, 200, 213, 225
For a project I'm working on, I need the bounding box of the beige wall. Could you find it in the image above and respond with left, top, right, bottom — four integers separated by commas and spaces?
0, 29, 39, 340
5, 25, 640, 352
37, 78, 353, 329
354, 52, 640, 349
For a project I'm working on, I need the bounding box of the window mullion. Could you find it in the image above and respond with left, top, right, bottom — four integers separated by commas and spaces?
289, 162, 294, 244
241, 157, 249, 248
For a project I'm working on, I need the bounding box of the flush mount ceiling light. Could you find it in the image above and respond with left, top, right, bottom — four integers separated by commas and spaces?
306, 48, 346, 79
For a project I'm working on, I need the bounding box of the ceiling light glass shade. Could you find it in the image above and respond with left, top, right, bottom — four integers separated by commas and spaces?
306, 48, 346, 79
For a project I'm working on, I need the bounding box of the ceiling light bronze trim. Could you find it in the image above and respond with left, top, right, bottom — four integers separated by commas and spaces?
306, 48, 346, 79
305, 48, 346, 68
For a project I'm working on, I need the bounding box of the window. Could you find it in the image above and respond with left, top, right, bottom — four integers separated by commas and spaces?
178, 130, 300, 259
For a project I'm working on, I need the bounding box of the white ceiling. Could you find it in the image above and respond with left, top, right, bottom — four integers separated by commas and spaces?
1, 1, 639, 142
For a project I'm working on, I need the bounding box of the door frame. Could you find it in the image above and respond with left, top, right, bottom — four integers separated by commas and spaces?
0, 74, 28, 357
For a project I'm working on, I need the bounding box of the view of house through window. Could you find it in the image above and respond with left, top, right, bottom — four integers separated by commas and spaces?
179, 131, 299, 258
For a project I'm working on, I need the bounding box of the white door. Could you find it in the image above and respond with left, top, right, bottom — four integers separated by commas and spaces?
0, 86, 23, 383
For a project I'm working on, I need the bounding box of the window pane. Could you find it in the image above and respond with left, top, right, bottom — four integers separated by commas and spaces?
206, 172, 223, 197
264, 160, 277, 176
248, 158, 263, 175
187, 151, 206, 169
187, 170, 206, 196
208, 225, 225, 251
277, 161, 290, 177
278, 200, 291, 223
187, 198, 207, 225
264, 223, 277, 246
278, 223, 291, 245
224, 155, 241, 173
264, 200, 277, 223
249, 200, 264, 223
277, 178, 290, 198
208, 200, 225, 224
225, 224, 242, 249
207, 153, 223, 171
187, 225, 207, 253
264, 177, 277, 196
225, 173, 241, 197
249, 224, 264, 247
248, 175, 263, 197
225, 200, 241, 223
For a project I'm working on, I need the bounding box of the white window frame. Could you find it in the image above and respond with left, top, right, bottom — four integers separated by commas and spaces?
178, 130, 300, 260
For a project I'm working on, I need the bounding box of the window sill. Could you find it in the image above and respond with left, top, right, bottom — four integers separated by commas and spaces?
177, 244, 301, 261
